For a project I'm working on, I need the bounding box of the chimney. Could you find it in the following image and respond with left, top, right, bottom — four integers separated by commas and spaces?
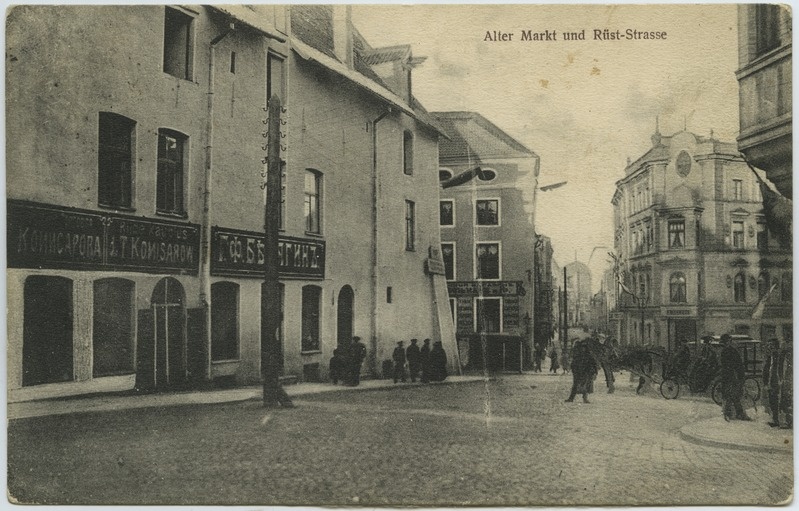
332, 5, 353, 68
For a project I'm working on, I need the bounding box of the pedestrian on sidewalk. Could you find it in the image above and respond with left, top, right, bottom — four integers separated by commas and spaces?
429, 340, 448, 382
329, 347, 347, 385
348, 336, 367, 386
763, 338, 781, 427
406, 338, 421, 382
778, 335, 792, 429
719, 334, 751, 421
393, 341, 407, 383
565, 341, 597, 403
549, 347, 560, 374
420, 338, 432, 383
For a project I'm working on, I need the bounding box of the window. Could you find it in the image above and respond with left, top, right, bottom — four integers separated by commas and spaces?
668, 220, 685, 248
733, 179, 743, 200
639, 274, 646, 300
23, 276, 73, 386
645, 274, 652, 301
163, 7, 193, 80
477, 168, 497, 182
645, 224, 653, 252
758, 271, 771, 299
441, 243, 455, 281
732, 221, 745, 249
476, 243, 500, 280
267, 52, 285, 105
211, 282, 239, 361
93, 278, 135, 377
304, 170, 322, 234
757, 222, 768, 250
735, 324, 751, 335
403, 130, 413, 175
476, 199, 499, 226
734, 273, 747, 303
782, 272, 792, 302
405, 200, 415, 250
439, 169, 453, 182
476, 298, 502, 333
156, 130, 186, 215
669, 273, 687, 303
301, 286, 321, 352
439, 200, 454, 226
386, 286, 393, 303
98, 112, 135, 209
755, 4, 781, 56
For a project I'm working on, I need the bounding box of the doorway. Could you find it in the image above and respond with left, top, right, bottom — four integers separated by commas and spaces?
150, 277, 186, 388
337, 285, 354, 347
23, 276, 74, 386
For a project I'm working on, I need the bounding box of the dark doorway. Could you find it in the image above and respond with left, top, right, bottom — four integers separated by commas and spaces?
23, 276, 74, 386
149, 277, 186, 388
669, 318, 697, 352
337, 285, 354, 347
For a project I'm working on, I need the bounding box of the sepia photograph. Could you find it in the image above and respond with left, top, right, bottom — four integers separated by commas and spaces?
5, 2, 794, 507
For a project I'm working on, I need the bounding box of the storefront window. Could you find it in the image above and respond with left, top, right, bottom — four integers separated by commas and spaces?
23, 276, 74, 386
301, 285, 321, 352
93, 278, 135, 376
211, 282, 239, 361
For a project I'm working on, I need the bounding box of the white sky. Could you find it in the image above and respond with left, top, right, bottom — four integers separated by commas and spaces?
353, 4, 740, 290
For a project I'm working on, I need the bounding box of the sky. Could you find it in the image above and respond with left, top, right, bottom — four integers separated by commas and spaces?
352, 4, 741, 290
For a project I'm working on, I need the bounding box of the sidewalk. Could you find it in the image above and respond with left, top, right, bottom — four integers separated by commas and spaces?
7, 375, 486, 420
680, 410, 793, 454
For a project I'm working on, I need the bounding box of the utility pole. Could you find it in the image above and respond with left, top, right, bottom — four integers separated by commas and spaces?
262, 94, 293, 408
563, 266, 568, 348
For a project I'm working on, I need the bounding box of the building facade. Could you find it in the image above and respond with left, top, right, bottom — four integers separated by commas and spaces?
533, 235, 556, 352
434, 112, 540, 371
736, 4, 792, 198
564, 261, 593, 329
611, 129, 792, 350
7, 5, 455, 402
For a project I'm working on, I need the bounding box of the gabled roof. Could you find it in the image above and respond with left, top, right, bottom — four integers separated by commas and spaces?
432, 111, 537, 163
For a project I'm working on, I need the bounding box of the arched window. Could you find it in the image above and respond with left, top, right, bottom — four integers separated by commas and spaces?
93, 278, 135, 376
438, 168, 453, 182
211, 282, 240, 361
734, 272, 747, 303
669, 273, 687, 303
477, 168, 497, 182
23, 276, 74, 386
758, 271, 771, 299
302, 285, 322, 352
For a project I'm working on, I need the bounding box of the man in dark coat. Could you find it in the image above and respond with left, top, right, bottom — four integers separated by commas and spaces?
763, 338, 782, 427
719, 334, 750, 421
349, 336, 367, 386
329, 347, 346, 385
420, 338, 432, 383
406, 339, 421, 383
429, 340, 448, 382
392, 341, 407, 383
565, 341, 598, 403
549, 347, 560, 373
779, 336, 793, 429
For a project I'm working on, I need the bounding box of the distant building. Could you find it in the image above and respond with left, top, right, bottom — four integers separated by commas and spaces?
564, 261, 592, 329
534, 235, 556, 350
6, 5, 454, 402
736, 5, 792, 197
434, 112, 540, 371
611, 129, 792, 349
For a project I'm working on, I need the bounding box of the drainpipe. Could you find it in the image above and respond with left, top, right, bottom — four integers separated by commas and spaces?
371, 109, 391, 376
201, 24, 234, 380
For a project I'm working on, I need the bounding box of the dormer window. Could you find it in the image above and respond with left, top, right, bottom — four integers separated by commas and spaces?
477, 168, 497, 182
439, 169, 453, 182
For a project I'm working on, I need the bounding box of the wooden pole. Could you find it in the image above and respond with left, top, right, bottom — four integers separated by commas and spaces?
262, 94, 293, 408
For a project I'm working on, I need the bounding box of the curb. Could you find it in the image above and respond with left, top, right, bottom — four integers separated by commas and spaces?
679, 424, 793, 454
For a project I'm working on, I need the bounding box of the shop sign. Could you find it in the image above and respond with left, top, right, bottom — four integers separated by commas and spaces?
8, 200, 200, 274
425, 258, 446, 275
447, 280, 525, 297
211, 226, 325, 279
456, 298, 474, 333
662, 306, 697, 317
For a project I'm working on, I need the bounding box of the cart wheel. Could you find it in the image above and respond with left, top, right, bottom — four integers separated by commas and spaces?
660, 378, 680, 399
742, 377, 761, 410
711, 379, 723, 406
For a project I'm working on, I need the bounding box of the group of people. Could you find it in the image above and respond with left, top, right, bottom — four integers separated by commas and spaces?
328, 336, 368, 386
564, 339, 599, 403
392, 338, 448, 384
532, 343, 569, 375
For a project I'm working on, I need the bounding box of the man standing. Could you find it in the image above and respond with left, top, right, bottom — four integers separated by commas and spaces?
420, 338, 432, 383
719, 334, 750, 421
349, 336, 367, 386
763, 338, 782, 427
406, 339, 421, 383
779, 335, 793, 429
393, 341, 407, 384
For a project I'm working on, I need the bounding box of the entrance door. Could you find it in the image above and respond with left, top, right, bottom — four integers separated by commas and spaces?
337, 285, 354, 347
23, 276, 74, 386
151, 278, 186, 388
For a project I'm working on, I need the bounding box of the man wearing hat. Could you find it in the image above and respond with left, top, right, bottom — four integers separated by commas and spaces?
393, 341, 407, 384
348, 336, 367, 386
719, 333, 750, 421
406, 339, 421, 383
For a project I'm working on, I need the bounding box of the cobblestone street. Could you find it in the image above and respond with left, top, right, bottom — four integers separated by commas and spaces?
8, 374, 792, 506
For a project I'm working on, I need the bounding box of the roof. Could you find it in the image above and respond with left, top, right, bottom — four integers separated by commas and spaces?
210, 6, 286, 42
432, 111, 537, 163
290, 6, 446, 138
